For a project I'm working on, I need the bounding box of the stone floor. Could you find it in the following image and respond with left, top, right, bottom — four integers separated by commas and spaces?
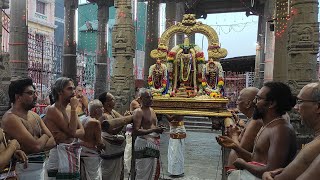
126, 130, 224, 180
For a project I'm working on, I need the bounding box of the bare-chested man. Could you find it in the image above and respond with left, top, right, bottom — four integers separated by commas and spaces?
2, 77, 56, 180
225, 87, 263, 170
133, 88, 165, 180
75, 86, 89, 118
262, 82, 320, 180
217, 81, 297, 179
124, 89, 141, 173
79, 99, 104, 180
0, 128, 27, 180
44, 77, 85, 179
99, 92, 126, 180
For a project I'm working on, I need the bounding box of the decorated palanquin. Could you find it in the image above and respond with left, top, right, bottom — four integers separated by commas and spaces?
147, 14, 232, 179
147, 13, 232, 118
148, 14, 228, 98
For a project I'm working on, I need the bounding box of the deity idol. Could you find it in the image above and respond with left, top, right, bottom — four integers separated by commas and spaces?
147, 44, 168, 96
201, 43, 226, 97
167, 37, 204, 97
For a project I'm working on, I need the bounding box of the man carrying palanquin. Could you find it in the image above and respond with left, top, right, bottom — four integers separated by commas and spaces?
262, 82, 320, 180
44, 77, 85, 179
0, 128, 27, 180
79, 99, 105, 180
133, 88, 165, 180
217, 81, 297, 179
225, 87, 263, 171
98, 92, 126, 180
2, 77, 56, 180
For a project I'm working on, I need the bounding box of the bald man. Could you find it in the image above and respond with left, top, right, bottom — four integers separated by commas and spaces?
80, 99, 105, 180
226, 87, 263, 170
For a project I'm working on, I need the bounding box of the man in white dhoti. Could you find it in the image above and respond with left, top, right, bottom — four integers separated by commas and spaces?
99, 92, 126, 180
44, 77, 85, 179
132, 88, 165, 180
166, 115, 186, 177
1, 78, 56, 180
79, 99, 105, 180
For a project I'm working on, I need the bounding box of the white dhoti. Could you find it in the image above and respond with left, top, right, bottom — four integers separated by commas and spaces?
80, 146, 102, 180
134, 133, 160, 180
168, 121, 186, 176
100, 132, 125, 180
16, 152, 46, 180
124, 132, 132, 172
47, 147, 58, 179
47, 143, 82, 179
168, 138, 185, 176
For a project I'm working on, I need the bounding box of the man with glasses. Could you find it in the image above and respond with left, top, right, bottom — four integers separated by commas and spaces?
2, 77, 56, 179
263, 82, 320, 180
217, 81, 297, 179
44, 77, 85, 179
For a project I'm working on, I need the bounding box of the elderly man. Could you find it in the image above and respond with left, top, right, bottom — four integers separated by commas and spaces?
80, 99, 105, 180
2, 77, 56, 180
225, 87, 263, 170
44, 77, 85, 179
133, 88, 165, 180
262, 82, 320, 180
217, 82, 297, 179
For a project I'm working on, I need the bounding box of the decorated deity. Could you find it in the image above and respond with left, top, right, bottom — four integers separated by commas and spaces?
147, 44, 168, 96
167, 38, 204, 97
201, 43, 227, 97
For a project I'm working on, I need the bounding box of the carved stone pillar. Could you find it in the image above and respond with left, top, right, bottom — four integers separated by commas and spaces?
94, 0, 110, 98
287, 0, 319, 93
0, 0, 10, 118
165, 0, 176, 49
287, 0, 319, 148
63, 0, 78, 83
9, 0, 28, 78
111, 0, 135, 114
144, 0, 159, 81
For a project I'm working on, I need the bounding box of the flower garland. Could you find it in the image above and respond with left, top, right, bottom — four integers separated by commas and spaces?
196, 52, 205, 63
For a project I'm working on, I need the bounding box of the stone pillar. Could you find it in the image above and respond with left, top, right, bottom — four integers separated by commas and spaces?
0, 0, 10, 118
94, 1, 110, 98
273, 0, 291, 82
287, 0, 319, 93
254, 10, 266, 88
144, 0, 159, 81
175, 1, 185, 45
63, 0, 78, 82
165, 0, 176, 49
263, 0, 275, 82
287, 0, 319, 150
111, 0, 135, 114
9, 0, 28, 78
